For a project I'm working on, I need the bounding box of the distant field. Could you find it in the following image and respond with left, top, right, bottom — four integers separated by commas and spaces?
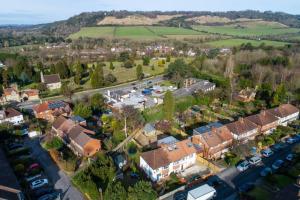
69, 26, 205, 40
205, 38, 290, 48
193, 23, 300, 37
69, 27, 115, 39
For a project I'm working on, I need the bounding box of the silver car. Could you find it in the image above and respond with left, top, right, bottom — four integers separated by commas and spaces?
30, 179, 49, 190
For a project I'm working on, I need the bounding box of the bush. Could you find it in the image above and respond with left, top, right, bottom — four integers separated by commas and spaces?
224, 152, 241, 166
44, 137, 64, 150
14, 163, 25, 174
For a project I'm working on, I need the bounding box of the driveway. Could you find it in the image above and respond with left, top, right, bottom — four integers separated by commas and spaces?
24, 138, 84, 200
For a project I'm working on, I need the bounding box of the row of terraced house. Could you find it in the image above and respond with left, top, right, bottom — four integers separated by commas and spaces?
140, 104, 299, 182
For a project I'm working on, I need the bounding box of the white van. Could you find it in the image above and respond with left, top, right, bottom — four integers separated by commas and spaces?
249, 156, 262, 165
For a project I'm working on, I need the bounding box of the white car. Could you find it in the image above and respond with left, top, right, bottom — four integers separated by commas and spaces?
286, 154, 294, 161
30, 179, 48, 189
286, 137, 297, 144
249, 156, 262, 165
272, 160, 284, 170
261, 149, 274, 157
237, 160, 250, 172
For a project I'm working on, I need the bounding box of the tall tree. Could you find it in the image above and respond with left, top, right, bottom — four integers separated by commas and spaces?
163, 91, 175, 121
128, 181, 157, 200
225, 55, 235, 104
90, 93, 105, 112
74, 61, 83, 85
74, 103, 92, 119
109, 62, 115, 70
104, 182, 127, 200
136, 64, 144, 80
90, 63, 104, 88
61, 83, 74, 100
2, 69, 8, 87
55, 60, 70, 79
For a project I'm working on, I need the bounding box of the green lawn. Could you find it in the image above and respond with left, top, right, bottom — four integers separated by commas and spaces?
193, 24, 300, 37
69, 26, 207, 40
115, 26, 160, 39
205, 38, 289, 48
247, 187, 271, 200
148, 26, 201, 36
69, 27, 115, 39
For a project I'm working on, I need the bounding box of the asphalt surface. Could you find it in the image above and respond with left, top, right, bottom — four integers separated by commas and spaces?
24, 138, 84, 200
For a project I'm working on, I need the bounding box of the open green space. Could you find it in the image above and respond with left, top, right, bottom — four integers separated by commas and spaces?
193, 23, 300, 37
205, 38, 289, 48
69, 27, 115, 39
69, 26, 206, 40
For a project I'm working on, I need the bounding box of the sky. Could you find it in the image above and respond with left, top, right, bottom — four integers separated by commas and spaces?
1, 0, 300, 25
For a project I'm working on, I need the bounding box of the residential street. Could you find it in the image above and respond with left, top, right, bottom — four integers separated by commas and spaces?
24, 138, 84, 200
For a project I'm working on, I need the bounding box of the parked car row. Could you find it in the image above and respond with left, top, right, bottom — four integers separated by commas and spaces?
237, 155, 262, 172
5, 140, 60, 200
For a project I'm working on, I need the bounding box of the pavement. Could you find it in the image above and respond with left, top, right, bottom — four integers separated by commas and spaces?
24, 138, 84, 200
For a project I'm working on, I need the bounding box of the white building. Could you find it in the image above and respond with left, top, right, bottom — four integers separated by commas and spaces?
140, 139, 197, 182
267, 104, 299, 126
41, 72, 61, 90
0, 108, 24, 125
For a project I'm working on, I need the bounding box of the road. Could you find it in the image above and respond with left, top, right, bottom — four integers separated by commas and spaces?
24, 138, 84, 200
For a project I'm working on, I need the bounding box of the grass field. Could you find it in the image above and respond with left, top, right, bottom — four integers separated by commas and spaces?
69, 27, 115, 39
205, 38, 289, 47
69, 26, 205, 40
193, 24, 300, 37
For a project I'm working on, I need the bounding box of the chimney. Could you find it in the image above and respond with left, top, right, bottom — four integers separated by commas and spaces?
238, 117, 244, 123
40, 71, 44, 83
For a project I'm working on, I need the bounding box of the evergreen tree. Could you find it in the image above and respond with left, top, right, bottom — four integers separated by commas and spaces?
128, 181, 157, 200
163, 91, 175, 121
136, 64, 144, 80
2, 69, 8, 87
109, 62, 115, 70
90, 63, 104, 88
73, 103, 92, 119
90, 93, 105, 112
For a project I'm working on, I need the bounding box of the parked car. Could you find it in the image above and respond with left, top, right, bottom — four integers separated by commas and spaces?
7, 143, 23, 150
238, 182, 255, 193
33, 187, 54, 198
27, 163, 40, 171
272, 160, 284, 170
237, 160, 250, 172
271, 143, 286, 152
286, 137, 297, 144
26, 174, 42, 182
249, 156, 262, 165
30, 179, 49, 190
38, 191, 60, 200
260, 167, 272, 177
286, 154, 294, 161
261, 149, 274, 157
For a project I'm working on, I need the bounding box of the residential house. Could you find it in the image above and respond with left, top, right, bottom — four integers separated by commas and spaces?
52, 116, 101, 157
41, 72, 61, 90
2, 85, 20, 102
0, 108, 24, 125
21, 89, 39, 101
192, 122, 233, 159
32, 101, 71, 122
140, 139, 197, 182
267, 104, 299, 126
246, 110, 279, 134
183, 78, 216, 93
234, 87, 256, 103
0, 85, 40, 104
226, 118, 259, 143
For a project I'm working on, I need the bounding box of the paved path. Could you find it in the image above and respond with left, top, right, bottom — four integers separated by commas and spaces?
112, 129, 142, 152
24, 138, 84, 200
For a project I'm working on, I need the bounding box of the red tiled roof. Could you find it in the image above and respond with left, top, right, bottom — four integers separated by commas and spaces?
23, 89, 39, 96
3, 88, 18, 96
246, 111, 278, 126
141, 139, 196, 169
198, 126, 233, 148
32, 102, 49, 113
267, 104, 299, 118
5, 108, 22, 118
226, 118, 258, 136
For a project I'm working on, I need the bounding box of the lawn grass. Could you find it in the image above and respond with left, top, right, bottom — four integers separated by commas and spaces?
69, 26, 207, 40
115, 26, 160, 39
69, 27, 115, 39
247, 187, 271, 200
272, 175, 295, 188
193, 24, 300, 37
205, 38, 289, 48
